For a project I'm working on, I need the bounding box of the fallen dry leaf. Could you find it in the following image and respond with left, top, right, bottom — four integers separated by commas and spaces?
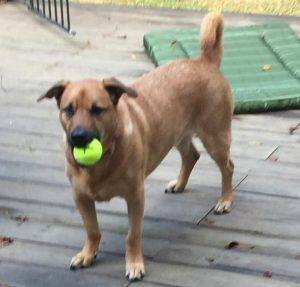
289, 123, 300, 135
268, 155, 279, 162
262, 64, 272, 72
225, 241, 255, 251
203, 218, 215, 225
170, 40, 177, 47
205, 257, 215, 263
225, 241, 239, 249
12, 215, 29, 225
117, 34, 127, 39
0, 237, 14, 248
263, 271, 272, 278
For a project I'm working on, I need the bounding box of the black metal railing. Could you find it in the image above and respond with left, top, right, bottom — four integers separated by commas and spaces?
26, 0, 75, 35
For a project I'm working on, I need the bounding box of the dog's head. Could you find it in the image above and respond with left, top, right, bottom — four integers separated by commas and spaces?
38, 78, 137, 148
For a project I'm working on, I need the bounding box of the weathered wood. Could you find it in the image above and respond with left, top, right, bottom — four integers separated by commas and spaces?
203, 191, 300, 239
2, 194, 300, 263
1, 240, 299, 287
2, 212, 300, 281
270, 145, 300, 164
237, 173, 300, 198
0, 261, 128, 287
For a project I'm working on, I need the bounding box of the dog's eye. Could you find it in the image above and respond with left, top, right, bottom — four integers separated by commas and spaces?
90, 105, 104, 116
64, 104, 74, 117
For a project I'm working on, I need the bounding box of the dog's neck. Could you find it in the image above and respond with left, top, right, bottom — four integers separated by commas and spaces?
102, 132, 120, 158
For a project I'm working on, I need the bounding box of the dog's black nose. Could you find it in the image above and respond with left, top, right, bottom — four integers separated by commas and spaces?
70, 127, 91, 147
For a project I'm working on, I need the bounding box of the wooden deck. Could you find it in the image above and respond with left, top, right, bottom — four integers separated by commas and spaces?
0, 2, 300, 286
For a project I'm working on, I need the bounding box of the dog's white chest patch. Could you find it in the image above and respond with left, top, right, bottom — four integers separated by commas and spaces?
124, 113, 133, 136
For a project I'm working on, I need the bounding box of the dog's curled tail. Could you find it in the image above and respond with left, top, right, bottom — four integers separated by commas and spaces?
200, 12, 224, 67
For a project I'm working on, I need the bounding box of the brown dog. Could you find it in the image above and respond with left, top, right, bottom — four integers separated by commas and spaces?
38, 12, 234, 281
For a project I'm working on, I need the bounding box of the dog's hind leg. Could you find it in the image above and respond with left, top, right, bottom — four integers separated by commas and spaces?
165, 136, 200, 193
198, 129, 234, 214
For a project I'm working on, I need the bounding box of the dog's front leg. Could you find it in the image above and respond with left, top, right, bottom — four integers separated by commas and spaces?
70, 192, 100, 270
125, 185, 145, 281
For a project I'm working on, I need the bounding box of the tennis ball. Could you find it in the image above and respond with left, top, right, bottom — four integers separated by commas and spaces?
73, 138, 103, 166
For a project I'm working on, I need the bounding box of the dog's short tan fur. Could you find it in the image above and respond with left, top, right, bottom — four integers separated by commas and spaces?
38, 13, 234, 281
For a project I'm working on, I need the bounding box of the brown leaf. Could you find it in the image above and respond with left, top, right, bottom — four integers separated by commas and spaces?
268, 155, 279, 162
263, 271, 272, 278
12, 215, 29, 224
117, 34, 127, 39
0, 237, 14, 248
225, 241, 255, 251
289, 123, 300, 135
225, 241, 239, 249
205, 257, 215, 263
170, 40, 177, 47
203, 218, 215, 225
295, 254, 300, 260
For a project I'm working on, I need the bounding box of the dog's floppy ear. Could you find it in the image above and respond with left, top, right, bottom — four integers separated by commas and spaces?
37, 81, 69, 108
103, 77, 138, 105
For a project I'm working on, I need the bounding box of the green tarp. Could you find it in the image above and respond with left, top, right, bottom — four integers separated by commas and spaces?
144, 23, 300, 113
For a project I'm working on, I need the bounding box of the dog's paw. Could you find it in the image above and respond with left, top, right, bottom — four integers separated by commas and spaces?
214, 199, 232, 214
165, 179, 185, 194
125, 261, 145, 282
70, 250, 97, 270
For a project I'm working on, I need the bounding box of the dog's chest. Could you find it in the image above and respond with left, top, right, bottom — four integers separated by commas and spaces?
70, 170, 119, 202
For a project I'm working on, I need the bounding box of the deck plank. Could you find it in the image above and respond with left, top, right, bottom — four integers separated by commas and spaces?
0, 261, 128, 287
2, 214, 300, 282
1, 241, 299, 287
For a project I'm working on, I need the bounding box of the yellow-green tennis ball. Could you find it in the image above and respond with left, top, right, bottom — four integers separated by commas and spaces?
73, 138, 103, 166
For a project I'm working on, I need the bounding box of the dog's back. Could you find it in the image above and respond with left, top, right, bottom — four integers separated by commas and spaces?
132, 12, 227, 113
129, 13, 232, 176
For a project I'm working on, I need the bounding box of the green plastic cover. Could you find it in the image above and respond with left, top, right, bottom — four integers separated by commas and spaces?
143, 23, 300, 113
